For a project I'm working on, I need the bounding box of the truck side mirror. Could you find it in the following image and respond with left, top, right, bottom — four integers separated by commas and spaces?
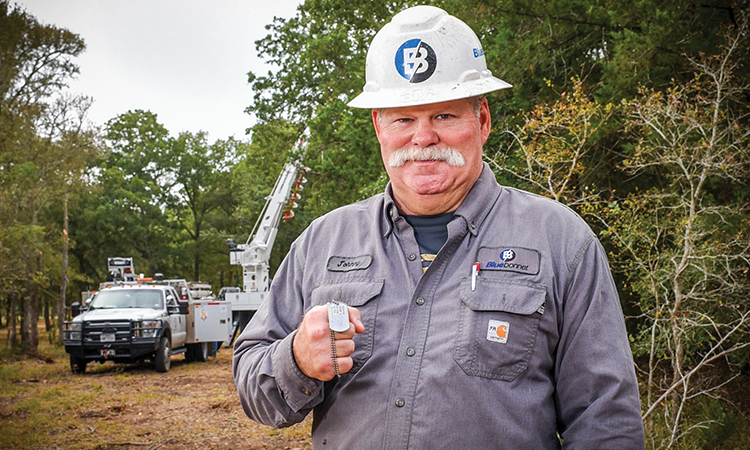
71, 302, 81, 318
178, 301, 189, 315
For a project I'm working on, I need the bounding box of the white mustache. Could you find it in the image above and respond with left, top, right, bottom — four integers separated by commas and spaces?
388, 146, 466, 168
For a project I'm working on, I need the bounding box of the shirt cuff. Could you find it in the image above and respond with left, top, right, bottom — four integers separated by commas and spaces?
271, 329, 323, 412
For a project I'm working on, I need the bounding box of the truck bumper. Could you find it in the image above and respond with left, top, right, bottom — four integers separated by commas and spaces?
65, 339, 159, 363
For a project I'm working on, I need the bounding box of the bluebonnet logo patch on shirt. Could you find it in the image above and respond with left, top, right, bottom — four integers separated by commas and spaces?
327, 255, 373, 272
478, 246, 540, 275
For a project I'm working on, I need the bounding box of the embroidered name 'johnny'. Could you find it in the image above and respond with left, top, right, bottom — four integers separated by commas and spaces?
477, 246, 541, 275
326, 255, 373, 272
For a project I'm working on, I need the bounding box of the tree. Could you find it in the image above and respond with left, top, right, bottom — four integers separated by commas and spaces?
168, 132, 241, 281
480, 4, 749, 446
68, 110, 179, 285
487, 78, 615, 206
68, 111, 251, 290
0, 1, 95, 353
103, 110, 177, 275
591, 23, 750, 447
246, 0, 401, 219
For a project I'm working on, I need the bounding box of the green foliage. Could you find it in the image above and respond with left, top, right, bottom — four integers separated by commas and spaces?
168, 132, 243, 281
69, 111, 247, 286
244, 0, 746, 227
592, 24, 749, 448
245, 0, 410, 221
0, 1, 98, 353
486, 78, 616, 205
68, 110, 177, 279
652, 394, 750, 450
0, 1, 84, 107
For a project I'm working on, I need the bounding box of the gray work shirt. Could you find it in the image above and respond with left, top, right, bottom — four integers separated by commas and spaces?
233, 163, 645, 449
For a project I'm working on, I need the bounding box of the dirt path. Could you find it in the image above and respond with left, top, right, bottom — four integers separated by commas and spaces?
1, 339, 312, 450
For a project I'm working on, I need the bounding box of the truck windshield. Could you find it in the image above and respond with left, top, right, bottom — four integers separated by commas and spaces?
90, 289, 164, 310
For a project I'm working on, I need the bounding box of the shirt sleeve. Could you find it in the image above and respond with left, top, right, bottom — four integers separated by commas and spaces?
554, 237, 645, 450
232, 241, 324, 428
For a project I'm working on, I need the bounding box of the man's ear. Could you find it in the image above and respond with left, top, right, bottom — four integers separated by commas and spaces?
372, 109, 381, 138
479, 98, 491, 145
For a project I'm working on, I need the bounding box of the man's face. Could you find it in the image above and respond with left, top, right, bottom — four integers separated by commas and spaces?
372, 98, 491, 215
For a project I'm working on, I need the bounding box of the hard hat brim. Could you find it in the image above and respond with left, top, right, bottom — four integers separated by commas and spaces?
347, 77, 512, 109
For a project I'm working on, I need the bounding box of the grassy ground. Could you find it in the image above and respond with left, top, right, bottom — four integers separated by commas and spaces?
4, 324, 748, 449
0, 324, 312, 450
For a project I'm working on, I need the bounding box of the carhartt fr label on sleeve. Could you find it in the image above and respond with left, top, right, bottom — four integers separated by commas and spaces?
487, 319, 510, 344
477, 246, 540, 275
327, 255, 373, 272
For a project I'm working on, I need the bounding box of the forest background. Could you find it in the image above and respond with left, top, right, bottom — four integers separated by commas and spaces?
1, 0, 749, 448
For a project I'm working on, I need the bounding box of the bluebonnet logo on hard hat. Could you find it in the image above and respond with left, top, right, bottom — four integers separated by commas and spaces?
395, 39, 437, 83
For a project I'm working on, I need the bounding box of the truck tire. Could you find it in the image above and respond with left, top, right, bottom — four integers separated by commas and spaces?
185, 342, 208, 363
155, 337, 171, 373
70, 354, 87, 374
195, 342, 208, 362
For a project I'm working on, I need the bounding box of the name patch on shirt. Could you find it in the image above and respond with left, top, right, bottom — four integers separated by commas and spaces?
327, 255, 373, 272
477, 246, 540, 275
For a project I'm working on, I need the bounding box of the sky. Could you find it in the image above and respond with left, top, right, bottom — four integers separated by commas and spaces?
17, 0, 302, 140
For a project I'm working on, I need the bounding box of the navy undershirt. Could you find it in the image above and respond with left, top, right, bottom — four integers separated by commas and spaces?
403, 211, 454, 270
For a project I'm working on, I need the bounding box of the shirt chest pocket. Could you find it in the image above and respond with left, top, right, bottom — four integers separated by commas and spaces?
454, 279, 547, 382
311, 278, 384, 374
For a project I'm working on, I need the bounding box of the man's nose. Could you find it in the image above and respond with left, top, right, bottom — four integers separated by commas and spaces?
410, 119, 439, 148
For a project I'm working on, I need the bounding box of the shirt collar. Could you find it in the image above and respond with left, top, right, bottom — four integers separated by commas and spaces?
454, 162, 502, 237
383, 184, 398, 238
381, 162, 501, 238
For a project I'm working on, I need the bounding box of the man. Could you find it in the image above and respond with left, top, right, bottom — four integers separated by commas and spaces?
234, 5, 645, 449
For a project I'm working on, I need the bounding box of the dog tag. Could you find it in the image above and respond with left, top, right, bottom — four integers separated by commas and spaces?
327, 300, 349, 332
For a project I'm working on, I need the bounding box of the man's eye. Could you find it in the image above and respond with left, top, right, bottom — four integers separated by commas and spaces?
436, 114, 452, 120
396, 118, 413, 123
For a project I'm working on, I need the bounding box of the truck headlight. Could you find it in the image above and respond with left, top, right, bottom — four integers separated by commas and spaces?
134, 320, 160, 338
65, 322, 82, 341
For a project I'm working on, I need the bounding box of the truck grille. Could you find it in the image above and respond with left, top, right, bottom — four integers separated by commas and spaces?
83, 320, 132, 342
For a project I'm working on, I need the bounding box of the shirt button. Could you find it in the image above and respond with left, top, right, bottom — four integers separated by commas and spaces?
303, 388, 311, 396
408, 253, 417, 261
406, 347, 416, 357
416, 297, 425, 306
395, 398, 405, 408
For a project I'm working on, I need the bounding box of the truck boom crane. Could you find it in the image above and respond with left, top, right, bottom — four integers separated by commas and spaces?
226, 131, 308, 337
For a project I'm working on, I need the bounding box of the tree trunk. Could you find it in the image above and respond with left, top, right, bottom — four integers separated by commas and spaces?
22, 251, 42, 354
22, 281, 31, 351
58, 193, 69, 344
28, 251, 41, 354
193, 221, 201, 281
44, 300, 51, 330
7, 293, 17, 347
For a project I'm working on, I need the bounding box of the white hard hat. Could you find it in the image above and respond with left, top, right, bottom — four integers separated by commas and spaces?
348, 5, 512, 109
